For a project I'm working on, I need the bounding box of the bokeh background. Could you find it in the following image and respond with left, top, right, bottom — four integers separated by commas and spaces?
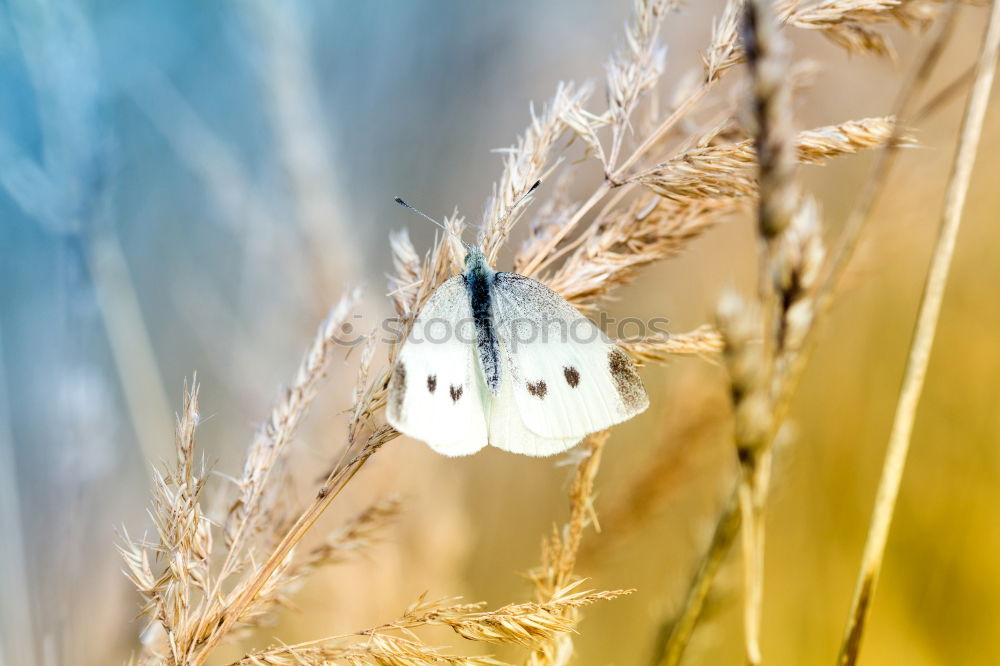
1, 1, 999, 665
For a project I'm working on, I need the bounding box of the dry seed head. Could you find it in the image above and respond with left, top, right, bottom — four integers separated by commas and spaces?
710, 0, 941, 80
118, 533, 157, 594
776, 197, 824, 295
622, 324, 725, 365
388, 228, 422, 316
605, 0, 675, 128
442, 587, 632, 648
445, 213, 468, 269
775, 197, 826, 353
789, 0, 942, 59
744, 0, 799, 240
515, 173, 577, 270
238, 632, 499, 666
226, 289, 361, 549
479, 82, 592, 260
544, 196, 742, 309
706, 0, 747, 82
292, 496, 404, 577
635, 117, 903, 201
733, 391, 773, 458
717, 290, 767, 401
559, 94, 607, 163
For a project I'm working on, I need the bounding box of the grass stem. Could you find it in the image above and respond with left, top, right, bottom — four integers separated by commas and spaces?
837, 2, 1000, 663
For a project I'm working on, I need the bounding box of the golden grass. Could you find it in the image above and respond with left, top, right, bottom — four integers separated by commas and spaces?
117, 1, 992, 664
838, 3, 1000, 663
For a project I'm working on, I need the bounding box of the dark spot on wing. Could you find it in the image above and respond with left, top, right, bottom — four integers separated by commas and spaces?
563, 366, 580, 388
391, 362, 406, 415
527, 380, 547, 398
427, 375, 437, 393
449, 384, 463, 402
608, 347, 648, 413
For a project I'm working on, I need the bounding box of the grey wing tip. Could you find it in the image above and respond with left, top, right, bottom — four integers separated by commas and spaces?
608, 347, 649, 415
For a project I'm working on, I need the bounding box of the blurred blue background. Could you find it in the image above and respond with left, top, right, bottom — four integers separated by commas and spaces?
0, 2, 634, 662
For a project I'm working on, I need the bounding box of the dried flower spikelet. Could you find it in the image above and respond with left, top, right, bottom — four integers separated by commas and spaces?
775, 197, 825, 352
442, 588, 632, 648
775, 0, 801, 20
447, 608, 574, 647
479, 82, 591, 259
394, 593, 480, 626
711, 0, 941, 79
743, 0, 798, 241
705, 0, 748, 81
637, 145, 757, 200
526, 633, 574, 666
226, 289, 360, 547
116, 382, 220, 663
559, 92, 607, 162
796, 116, 909, 163
352, 333, 378, 409
717, 290, 771, 458
788, 0, 941, 60
515, 174, 576, 270
605, 0, 674, 128
233, 546, 300, 632
239, 633, 499, 666
622, 324, 725, 364
545, 196, 740, 309
445, 213, 468, 268
191, 508, 213, 563
298, 496, 403, 573
717, 291, 762, 391
635, 117, 902, 202
118, 531, 158, 595
388, 228, 422, 316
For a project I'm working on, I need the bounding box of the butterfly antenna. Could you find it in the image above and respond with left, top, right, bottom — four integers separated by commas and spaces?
394, 197, 445, 230
394, 196, 470, 249
495, 179, 541, 229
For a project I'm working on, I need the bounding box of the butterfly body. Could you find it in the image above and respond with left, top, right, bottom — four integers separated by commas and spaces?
387, 247, 648, 457
464, 249, 503, 395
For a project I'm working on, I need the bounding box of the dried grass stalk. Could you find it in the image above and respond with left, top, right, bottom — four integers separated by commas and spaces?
659, 3, 961, 665
623, 324, 725, 364
526, 433, 628, 666
118, 380, 212, 664
724, 1, 812, 662
789, 0, 940, 59
635, 117, 905, 201
545, 197, 742, 309
838, 3, 1000, 663
120, 1, 940, 663
479, 83, 593, 263
226, 289, 362, 552
710, 0, 943, 80
238, 584, 630, 666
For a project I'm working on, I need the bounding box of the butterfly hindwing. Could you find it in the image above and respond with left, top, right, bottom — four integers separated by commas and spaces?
485, 344, 581, 456
387, 275, 489, 456
490, 273, 649, 443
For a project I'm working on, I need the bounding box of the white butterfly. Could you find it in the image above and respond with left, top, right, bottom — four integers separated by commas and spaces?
386, 246, 648, 457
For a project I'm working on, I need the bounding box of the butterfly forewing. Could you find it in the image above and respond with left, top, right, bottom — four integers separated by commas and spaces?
490, 273, 649, 442
387, 275, 489, 456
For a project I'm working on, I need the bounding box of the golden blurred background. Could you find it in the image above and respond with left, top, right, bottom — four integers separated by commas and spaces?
1, 1, 998, 664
